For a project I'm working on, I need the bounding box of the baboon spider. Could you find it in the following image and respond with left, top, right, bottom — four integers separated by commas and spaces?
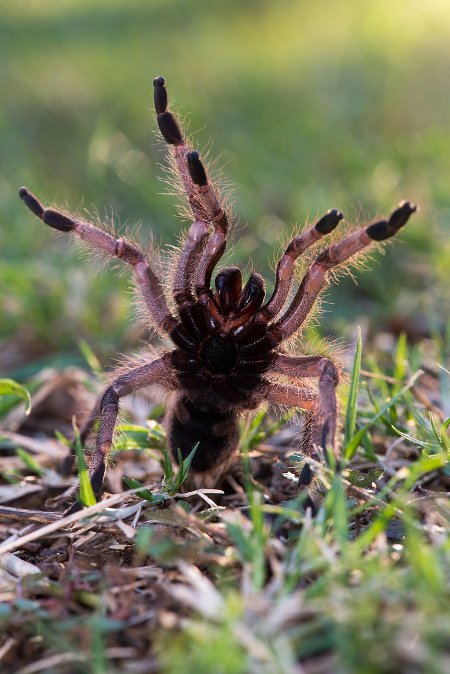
19, 76, 416, 512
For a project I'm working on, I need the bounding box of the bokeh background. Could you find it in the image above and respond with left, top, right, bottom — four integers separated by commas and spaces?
1, 0, 449, 374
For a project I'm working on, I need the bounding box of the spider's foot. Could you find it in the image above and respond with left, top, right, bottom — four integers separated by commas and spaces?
315, 208, 344, 234
186, 150, 208, 186
19, 186, 44, 218
297, 462, 317, 515
153, 75, 183, 145
367, 200, 417, 241
153, 75, 167, 113
63, 500, 83, 516
19, 187, 76, 232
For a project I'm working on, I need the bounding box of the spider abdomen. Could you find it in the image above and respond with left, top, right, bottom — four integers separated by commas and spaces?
167, 396, 239, 472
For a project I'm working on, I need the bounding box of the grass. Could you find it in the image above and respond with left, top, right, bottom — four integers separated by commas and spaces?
0, 334, 448, 673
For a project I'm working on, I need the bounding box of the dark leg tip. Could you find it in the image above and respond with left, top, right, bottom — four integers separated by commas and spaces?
399, 199, 417, 213
42, 209, 75, 232
315, 208, 344, 234
154, 76, 168, 115
157, 111, 183, 145
19, 187, 44, 218
90, 462, 105, 496
298, 462, 313, 487
321, 420, 331, 453
389, 200, 417, 230
366, 219, 390, 241
301, 493, 317, 516
389, 201, 417, 234
367, 200, 417, 241
64, 500, 83, 516
186, 150, 208, 186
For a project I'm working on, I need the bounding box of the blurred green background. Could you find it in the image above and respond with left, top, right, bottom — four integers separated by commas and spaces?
1, 0, 449, 373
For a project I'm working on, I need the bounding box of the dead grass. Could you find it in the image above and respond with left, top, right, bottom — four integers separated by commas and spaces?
0, 336, 449, 674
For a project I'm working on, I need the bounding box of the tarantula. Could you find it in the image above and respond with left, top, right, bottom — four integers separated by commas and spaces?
19, 76, 416, 511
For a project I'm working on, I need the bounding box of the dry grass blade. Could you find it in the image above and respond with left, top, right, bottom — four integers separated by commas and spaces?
0, 553, 42, 578
0, 492, 124, 555
0, 506, 62, 524
13, 652, 86, 674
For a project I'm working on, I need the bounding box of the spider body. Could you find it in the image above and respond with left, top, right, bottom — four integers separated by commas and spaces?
168, 265, 277, 471
19, 76, 416, 511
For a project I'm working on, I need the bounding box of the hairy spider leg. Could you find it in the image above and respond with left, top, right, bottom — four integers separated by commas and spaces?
229, 209, 344, 346
18, 188, 176, 336
153, 76, 229, 297
187, 149, 228, 309
271, 201, 417, 341
265, 382, 319, 511
65, 356, 174, 513
171, 152, 223, 343
153, 76, 229, 339
154, 76, 227, 231
272, 354, 340, 508
258, 209, 344, 323
154, 76, 209, 304
155, 80, 231, 302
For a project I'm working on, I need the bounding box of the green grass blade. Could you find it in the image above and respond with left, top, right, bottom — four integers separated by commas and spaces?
440, 417, 450, 451
72, 421, 96, 508
343, 327, 362, 448
354, 504, 396, 552
0, 378, 31, 415
162, 447, 174, 482
344, 370, 423, 460
16, 448, 45, 476
325, 474, 349, 547
393, 332, 408, 395
174, 443, 199, 491
391, 426, 437, 449
78, 339, 103, 375
123, 477, 158, 503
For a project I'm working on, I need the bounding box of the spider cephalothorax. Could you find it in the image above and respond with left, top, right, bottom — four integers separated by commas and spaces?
19, 75, 416, 511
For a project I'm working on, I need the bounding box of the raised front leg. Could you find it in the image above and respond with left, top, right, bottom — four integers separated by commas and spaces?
153, 76, 229, 300
257, 208, 343, 323
154, 77, 228, 231
19, 188, 176, 336
270, 201, 417, 340
153, 77, 230, 338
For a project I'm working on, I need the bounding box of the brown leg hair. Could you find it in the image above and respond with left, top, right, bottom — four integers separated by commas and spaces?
268, 354, 340, 511
257, 208, 343, 322
18, 188, 176, 336
65, 355, 175, 513
271, 201, 416, 340
273, 354, 339, 457
153, 77, 229, 305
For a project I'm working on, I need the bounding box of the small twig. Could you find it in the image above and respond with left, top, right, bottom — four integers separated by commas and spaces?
0, 638, 16, 664
360, 369, 397, 383
0, 431, 64, 458
0, 493, 125, 556
14, 652, 86, 674
0, 506, 62, 524
0, 553, 42, 578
